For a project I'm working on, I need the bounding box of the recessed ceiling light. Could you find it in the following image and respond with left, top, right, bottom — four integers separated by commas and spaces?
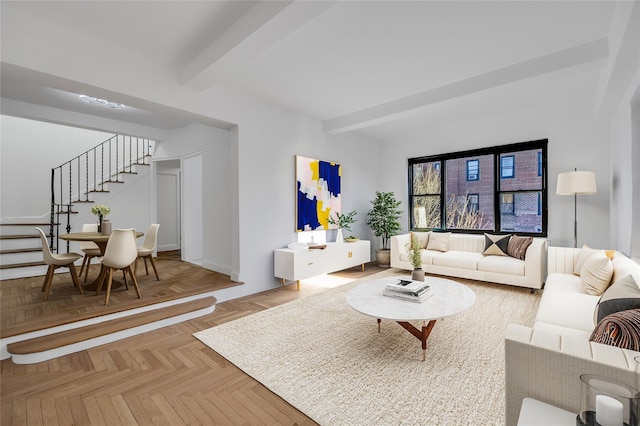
79, 94, 125, 110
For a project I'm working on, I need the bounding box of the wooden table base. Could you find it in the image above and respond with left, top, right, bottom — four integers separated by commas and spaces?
377, 318, 438, 361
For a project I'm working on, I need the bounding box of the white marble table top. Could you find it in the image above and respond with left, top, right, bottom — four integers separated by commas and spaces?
346, 275, 476, 322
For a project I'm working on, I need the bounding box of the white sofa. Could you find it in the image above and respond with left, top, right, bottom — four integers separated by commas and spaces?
390, 232, 547, 290
505, 246, 640, 425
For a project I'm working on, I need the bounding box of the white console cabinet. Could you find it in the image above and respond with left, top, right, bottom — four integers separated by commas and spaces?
274, 240, 371, 290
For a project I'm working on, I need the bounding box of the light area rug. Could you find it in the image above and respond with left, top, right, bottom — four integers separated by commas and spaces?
194, 269, 541, 425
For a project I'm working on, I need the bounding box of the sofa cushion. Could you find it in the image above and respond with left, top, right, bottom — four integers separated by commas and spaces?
399, 249, 439, 266
611, 255, 640, 287
483, 233, 510, 256
535, 290, 599, 333
580, 250, 613, 296
427, 232, 450, 252
532, 321, 593, 341
594, 274, 640, 323
544, 272, 584, 293
410, 231, 430, 249
477, 255, 525, 276
506, 235, 532, 260
574, 244, 597, 275
432, 251, 482, 270
589, 309, 640, 351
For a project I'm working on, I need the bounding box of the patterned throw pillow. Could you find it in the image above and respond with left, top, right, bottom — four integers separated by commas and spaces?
506, 235, 533, 260
482, 233, 511, 256
590, 309, 640, 351
580, 250, 614, 296
594, 274, 640, 323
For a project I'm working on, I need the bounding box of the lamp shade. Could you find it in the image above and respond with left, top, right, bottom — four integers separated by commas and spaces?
556, 171, 597, 195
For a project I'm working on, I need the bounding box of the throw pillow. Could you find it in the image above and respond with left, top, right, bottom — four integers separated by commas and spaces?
580, 250, 614, 296
410, 231, 430, 250
506, 235, 533, 260
426, 232, 450, 252
482, 233, 511, 256
594, 274, 640, 323
574, 244, 596, 276
589, 309, 640, 352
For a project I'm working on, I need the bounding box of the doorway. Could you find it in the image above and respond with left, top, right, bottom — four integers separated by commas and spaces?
155, 159, 181, 252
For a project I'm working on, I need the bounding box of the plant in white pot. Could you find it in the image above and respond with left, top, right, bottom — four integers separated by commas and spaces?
366, 191, 402, 267
407, 236, 425, 281
328, 210, 357, 243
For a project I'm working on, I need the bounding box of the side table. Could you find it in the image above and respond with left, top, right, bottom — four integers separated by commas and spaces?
517, 398, 576, 426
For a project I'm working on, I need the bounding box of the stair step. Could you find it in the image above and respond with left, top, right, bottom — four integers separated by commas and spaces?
0, 234, 40, 240
7, 297, 217, 364
0, 261, 45, 269
0, 223, 54, 227
0, 248, 42, 255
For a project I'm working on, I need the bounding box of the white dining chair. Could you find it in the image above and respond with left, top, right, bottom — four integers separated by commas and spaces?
78, 223, 101, 282
135, 223, 160, 281
96, 228, 141, 306
36, 227, 83, 301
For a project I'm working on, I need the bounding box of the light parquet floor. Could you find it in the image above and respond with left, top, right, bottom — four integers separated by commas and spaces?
1, 253, 385, 425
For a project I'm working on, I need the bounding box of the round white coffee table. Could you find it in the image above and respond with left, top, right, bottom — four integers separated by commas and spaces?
346, 275, 476, 361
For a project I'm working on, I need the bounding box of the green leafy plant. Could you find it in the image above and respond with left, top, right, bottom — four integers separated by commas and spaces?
328, 210, 357, 233
366, 191, 402, 250
406, 237, 422, 269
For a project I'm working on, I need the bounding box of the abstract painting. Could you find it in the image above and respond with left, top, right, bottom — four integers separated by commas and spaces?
296, 155, 342, 232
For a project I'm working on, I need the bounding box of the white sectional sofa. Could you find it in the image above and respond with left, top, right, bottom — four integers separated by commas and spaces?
390, 232, 547, 290
505, 246, 640, 425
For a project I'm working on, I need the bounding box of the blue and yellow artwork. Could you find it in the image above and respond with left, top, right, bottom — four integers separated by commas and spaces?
296, 155, 342, 232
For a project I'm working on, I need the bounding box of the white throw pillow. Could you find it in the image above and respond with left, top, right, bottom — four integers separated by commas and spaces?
574, 244, 596, 276
426, 232, 450, 252
410, 231, 430, 249
580, 250, 614, 296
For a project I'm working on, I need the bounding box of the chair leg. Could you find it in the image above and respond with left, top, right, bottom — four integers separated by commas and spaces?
143, 257, 149, 275
68, 264, 83, 295
127, 266, 142, 299
104, 268, 114, 306
79, 255, 88, 277
148, 256, 160, 281
42, 265, 56, 301
83, 255, 94, 283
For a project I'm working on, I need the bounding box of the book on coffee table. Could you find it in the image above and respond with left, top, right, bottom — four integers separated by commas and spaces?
383, 279, 432, 302
383, 287, 433, 303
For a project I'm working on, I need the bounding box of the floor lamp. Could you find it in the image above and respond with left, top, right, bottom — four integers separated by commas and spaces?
556, 169, 597, 248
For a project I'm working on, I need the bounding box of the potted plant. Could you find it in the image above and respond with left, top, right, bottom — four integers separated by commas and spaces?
328, 210, 357, 243
407, 236, 425, 281
366, 191, 402, 267
91, 204, 110, 232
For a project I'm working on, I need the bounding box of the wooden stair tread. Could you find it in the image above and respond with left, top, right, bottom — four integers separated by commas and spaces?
0, 261, 45, 269
0, 234, 40, 240
0, 248, 42, 254
7, 297, 216, 355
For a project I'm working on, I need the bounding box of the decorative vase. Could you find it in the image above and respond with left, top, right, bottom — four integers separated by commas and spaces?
336, 228, 344, 243
97, 215, 103, 232
411, 268, 425, 282
101, 219, 112, 235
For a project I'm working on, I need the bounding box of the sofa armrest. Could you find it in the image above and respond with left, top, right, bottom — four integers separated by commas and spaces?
523, 238, 548, 288
390, 234, 411, 269
505, 324, 639, 426
548, 246, 582, 275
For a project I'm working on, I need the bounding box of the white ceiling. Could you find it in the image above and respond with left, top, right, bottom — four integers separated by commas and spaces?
0, 1, 618, 140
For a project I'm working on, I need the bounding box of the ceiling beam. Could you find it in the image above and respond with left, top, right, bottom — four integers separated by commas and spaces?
323, 38, 609, 135
181, 0, 336, 91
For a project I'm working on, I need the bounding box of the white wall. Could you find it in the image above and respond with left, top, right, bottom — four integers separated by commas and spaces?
378, 98, 612, 249
0, 115, 113, 220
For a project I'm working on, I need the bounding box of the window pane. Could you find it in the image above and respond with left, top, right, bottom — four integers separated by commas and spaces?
500, 191, 543, 233
501, 155, 514, 178
446, 155, 494, 230
412, 195, 441, 228
412, 162, 441, 194
500, 149, 542, 191
466, 159, 479, 181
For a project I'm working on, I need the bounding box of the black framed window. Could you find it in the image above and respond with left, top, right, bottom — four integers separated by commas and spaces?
408, 139, 547, 236
466, 159, 479, 181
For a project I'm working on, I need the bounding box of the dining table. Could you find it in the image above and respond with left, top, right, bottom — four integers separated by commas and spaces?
59, 231, 144, 292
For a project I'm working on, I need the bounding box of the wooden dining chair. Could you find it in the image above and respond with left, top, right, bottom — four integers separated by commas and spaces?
96, 228, 141, 305
78, 223, 101, 282
135, 223, 160, 281
36, 227, 83, 301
